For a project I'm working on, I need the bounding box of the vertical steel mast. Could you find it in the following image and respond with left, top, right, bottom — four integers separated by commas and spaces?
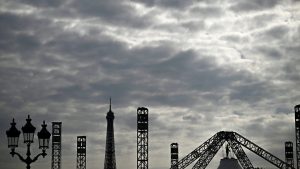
171, 143, 179, 169
295, 105, 300, 169
77, 136, 86, 169
137, 107, 149, 169
52, 122, 62, 169
285, 141, 294, 169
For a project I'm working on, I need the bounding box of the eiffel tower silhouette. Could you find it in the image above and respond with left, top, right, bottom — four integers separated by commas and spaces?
104, 98, 117, 169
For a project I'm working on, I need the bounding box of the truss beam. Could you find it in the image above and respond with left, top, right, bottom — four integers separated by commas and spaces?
137, 107, 149, 169
52, 122, 62, 169
173, 132, 220, 169
171, 131, 294, 169
192, 139, 225, 169
227, 139, 254, 169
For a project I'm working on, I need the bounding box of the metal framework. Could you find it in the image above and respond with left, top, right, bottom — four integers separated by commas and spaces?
171, 131, 294, 169
52, 122, 62, 169
137, 107, 148, 169
171, 143, 179, 169
227, 139, 254, 169
191, 135, 225, 169
77, 136, 86, 169
285, 141, 294, 169
295, 105, 300, 169
104, 99, 117, 169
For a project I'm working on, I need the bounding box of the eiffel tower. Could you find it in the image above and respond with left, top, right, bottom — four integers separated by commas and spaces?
104, 98, 117, 169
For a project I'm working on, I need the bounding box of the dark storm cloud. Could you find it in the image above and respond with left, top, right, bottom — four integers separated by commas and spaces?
0, 0, 299, 169
230, 0, 280, 12
159, 0, 194, 9
0, 13, 41, 53
261, 25, 290, 41
189, 5, 224, 18
18, 0, 64, 8
250, 13, 278, 29
283, 56, 300, 82
243, 114, 294, 142
133, 0, 195, 9
229, 81, 274, 103
220, 34, 249, 44
40, 44, 229, 107
70, 0, 153, 28
0, 12, 60, 57
256, 46, 282, 59
275, 106, 291, 114
44, 30, 126, 58
181, 20, 206, 31
0, 67, 45, 105
182, 113, 202, 123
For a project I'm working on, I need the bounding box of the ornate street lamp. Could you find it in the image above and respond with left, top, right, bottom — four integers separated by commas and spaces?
37, 121, 51, 155
6, 118, 21, 150
21, 115, 36, 144
6, 115, 51, 169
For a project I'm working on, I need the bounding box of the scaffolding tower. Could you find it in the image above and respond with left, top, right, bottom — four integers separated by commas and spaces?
171, 143, 179, 169
52, 122, 62, 169
77, 136, 86, 169
137, 107, 149, 169
295, 104, 300, 169
285, 141, 294, 169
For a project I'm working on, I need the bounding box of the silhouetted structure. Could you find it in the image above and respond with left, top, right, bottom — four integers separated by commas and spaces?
104, 99, 117, 169
52, 122, 62, 169
225, 144, 230, 158
137, 107, 148, 169
77, 136, 86, 169
285, 141, 294, 169
217, 158, 242, 169
6, 116, 51, 169
171, 143, 179, 169
296, 104, 300, 169
171, 131, 293, 169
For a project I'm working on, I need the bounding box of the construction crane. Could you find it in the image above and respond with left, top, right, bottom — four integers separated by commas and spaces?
171, 131, 294, 169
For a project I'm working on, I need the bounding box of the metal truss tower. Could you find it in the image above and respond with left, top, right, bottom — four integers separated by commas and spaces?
52, 122, 62, 169
171, 131, 294, 169
296, 104, 300, 169
137, 107, 148, 169
171, 143, 179, 169
285, 141, 294, 169
77, 136, 86, 169
104, 99, 117, 169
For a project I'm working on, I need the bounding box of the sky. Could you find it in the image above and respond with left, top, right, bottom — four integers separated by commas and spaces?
0, 0, 300, 169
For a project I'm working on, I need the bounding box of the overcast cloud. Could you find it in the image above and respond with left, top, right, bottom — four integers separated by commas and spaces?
0, 0, 299, 169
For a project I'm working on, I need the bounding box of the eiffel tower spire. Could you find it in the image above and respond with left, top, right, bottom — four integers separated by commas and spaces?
104, 98, 117, 169
109, 98, 111, 112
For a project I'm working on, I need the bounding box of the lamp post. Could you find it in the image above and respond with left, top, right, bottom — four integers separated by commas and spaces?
6, 115, 51, 169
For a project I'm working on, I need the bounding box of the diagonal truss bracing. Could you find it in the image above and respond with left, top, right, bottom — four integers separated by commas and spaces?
232, 132, 290, 169
171, 131, 294, 169
227, 139, 254, 169
192, 138, 225, 169
172, 132, 219, 169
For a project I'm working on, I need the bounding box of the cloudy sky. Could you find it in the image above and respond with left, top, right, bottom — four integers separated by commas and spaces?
0, 0, 300, 169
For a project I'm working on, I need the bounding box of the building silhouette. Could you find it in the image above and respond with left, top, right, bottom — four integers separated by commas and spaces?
104, 99, 117, 169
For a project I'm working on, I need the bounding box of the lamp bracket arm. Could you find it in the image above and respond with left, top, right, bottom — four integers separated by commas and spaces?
31, 151, 46, 163
11, 151, 26, 163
